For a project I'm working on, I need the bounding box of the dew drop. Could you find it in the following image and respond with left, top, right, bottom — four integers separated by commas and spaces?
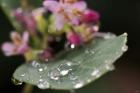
31, 60, 41, 68
38, 68, 43, 72
91, 69, 101, 78
70, 44, 76, 49
73, 81, 84, 89
48, 68, 60, 80
60, 70, 69, 76
20, 73, 25, 77
58, 63, 73, 76
122, 45, 128, 52
11, 78, 23, 85
37, 79, 50, 89
105, 64, 115, 71
69, 74, 78, 80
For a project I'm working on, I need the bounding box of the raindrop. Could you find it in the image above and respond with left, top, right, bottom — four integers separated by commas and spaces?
69, 73, 78, 80
91, 69, 101, 78
37, 79, 50, 89
122, 45, 128, 52
60, 70, 69, 76
48, 68, 60, 80
20, 73, 25, 77
11, 77, 23, 85
105, 64, 115, 71
38, 68, 43, 72
58, 62, 73, 76
31, 60, 41, 68
73, 81, 84, 89
70, 44, 76, 49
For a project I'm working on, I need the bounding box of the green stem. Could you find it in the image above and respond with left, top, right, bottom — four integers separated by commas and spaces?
21, 84, 33, 93
70, 90, 76, 93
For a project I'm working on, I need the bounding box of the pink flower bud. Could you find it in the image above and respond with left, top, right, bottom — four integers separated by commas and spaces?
67, 31, 81, 46
38, 48, 54, 61
81, 10, 100, 23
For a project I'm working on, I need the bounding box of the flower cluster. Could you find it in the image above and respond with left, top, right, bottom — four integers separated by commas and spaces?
1, 0, 100, 62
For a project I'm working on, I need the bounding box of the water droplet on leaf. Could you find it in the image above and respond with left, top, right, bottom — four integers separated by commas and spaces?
20, 73, 25, 77
38, 68, 43, 72
48, 68, 60, 81
12, 77, 23, 85
122, 45, 128, 52
37, 79, 50, 89
31, 60, 41, 68
91, 69, 101, 78
70, 44, 76, 49
73, 81, 84, 89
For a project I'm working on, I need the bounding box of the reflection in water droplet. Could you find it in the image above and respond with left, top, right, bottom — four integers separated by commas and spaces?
122, 45, 128, 52
12, 77, 23, 85
37, 79, 50, 89
73, 81, 84, 89
91, 69, 101, 78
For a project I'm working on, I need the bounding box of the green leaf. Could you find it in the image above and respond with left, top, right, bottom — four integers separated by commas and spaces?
13, 33, 128, 90
0, 0, 42, 31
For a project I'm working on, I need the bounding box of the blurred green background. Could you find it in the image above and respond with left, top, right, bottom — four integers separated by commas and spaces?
0, 0, 140, 93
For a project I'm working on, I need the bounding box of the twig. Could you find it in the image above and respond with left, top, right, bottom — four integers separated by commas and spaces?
21, 84, 34, 93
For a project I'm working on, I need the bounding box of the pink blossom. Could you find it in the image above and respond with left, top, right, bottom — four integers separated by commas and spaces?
13, 8, 36, 32
2, 31, 29, 56
43, 0, 87, 30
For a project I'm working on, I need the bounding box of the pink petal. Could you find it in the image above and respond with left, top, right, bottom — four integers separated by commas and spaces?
17, 44, 29, 54
1, 42, 16, 56
54, 14, 64, 30
10, 31, 21, 40
72, 1, 87, 12
22, 31, 29, 43
43, 0, 60, 13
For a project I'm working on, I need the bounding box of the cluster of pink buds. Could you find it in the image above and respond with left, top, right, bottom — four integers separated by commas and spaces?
1, 0, 100, 62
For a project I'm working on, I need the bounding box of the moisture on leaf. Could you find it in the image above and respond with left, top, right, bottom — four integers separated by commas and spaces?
13, 33, 128, 90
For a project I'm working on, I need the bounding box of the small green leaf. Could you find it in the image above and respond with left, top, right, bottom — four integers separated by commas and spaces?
13, 33, 128, 90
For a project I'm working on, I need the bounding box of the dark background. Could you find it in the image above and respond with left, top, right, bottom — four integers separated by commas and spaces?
0, 0, 140, 93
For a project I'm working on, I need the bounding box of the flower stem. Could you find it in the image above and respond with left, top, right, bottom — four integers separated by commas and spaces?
70, 90, 76, 93
21, 84, 33, 93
